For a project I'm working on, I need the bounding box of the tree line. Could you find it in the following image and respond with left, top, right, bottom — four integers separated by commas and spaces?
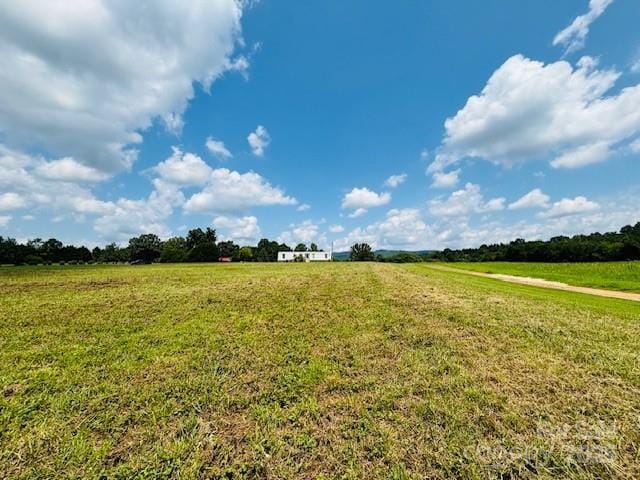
2, 222, 639, 266
0, 227, 324, 265
427, 222, 640, 262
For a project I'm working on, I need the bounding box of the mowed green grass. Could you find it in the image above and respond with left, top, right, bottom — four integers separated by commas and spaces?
444, 261, 640, 293
1, 263, 639, 479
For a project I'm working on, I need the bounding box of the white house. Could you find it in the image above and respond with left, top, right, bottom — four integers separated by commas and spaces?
278, 251, 331, 262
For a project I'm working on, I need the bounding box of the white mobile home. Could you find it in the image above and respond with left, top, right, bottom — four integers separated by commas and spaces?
278, 251, 331, 262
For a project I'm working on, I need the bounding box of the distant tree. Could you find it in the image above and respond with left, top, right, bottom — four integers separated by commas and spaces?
128, 234, 162, 263
238, 246, 253, 262
350, 243, 374, 261
41, 238, 63, 262
279, 243, 292, 252
310, 243, 318, 252
186, 228, 217, 250
0, 236, 18, 265
24, 254, 43, 265
26, 238, 43, 250
255, 238, 280, 262
218, 240, 239, 259
184, 228, 218, 262
187, 242, 219, 262
160, 237, 187, 263
294, 243, 307, 252
75, 246, 92, 262
92, 246, 103, 262
102, 243, 125, 263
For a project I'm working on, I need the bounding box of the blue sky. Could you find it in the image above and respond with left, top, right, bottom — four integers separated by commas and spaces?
0, 0, 639, 250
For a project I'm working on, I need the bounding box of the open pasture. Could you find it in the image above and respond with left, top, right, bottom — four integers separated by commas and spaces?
444, 261, 640, 293
1, 263, 639, 479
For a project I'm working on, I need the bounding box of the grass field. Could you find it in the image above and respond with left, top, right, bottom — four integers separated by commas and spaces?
444, 261, 640, 293
1, 263, 639, 479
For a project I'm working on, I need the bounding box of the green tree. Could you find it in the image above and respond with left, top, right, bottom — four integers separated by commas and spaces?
238, 246, 253, 262
187, 242, 219, 262
294, 243, 307, 252
184, 228, 218, 262
186, 228, 217, 250
41, 238, 63, 262
350, 243, 374, 261
255, 239, 280, 262
160, 237, 187, 263
128, 234, 162, 263
218, 240, 239, 259
310, 243, 318, 252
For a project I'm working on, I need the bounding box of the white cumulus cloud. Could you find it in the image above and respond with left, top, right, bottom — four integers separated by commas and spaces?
428, 183, 505, 217
431, 54, 640, 172
540, 196, 600, 219
335, 209, 429, 251
34, 158, 109, 183
153, 148, 212, 186
278, 220, 326, 247
431, 169, 460, 189
213, 215, 261, 243
348, 208, 368, 218
206, 137, 233, 159
553, 0, 614, 55
384, 173, 407, 188
247, 125, 271, 157
0, 192, 27, 211
184, 169, 296, 214
0, 1, 244, 174
550, 141, 611, 169
342, 187, 391, 211
508, 189, 551, 210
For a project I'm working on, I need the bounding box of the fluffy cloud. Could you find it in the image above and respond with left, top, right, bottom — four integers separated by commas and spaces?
553, 0, 614, 55
550, 141, 611, 169
0, 143, 297, 242
184, 168, 296, 214
206, 137, 233, 159
0, 215, 10, 227
247, 125, 271, 157
278, 220, 325, 246
431, 169, 460, 188
213, 215, 261, 243
0, 192, 27, 211
0, 1, 244, 174
0, 145, 116, 218
539, 196, 600, 219
335, 209, 429, 251
384, 173, 407, 188
296, 203, 311, 212
629, 138, 640, 153
153, 148, 212, 186
34, 158, 109, 183
341, 187, 391, 215
92, 180, 184, 241
508, 189, 551, 210
428, 183, 505, 217
431, 55, 640, 172
329, 224, 344, 233
336, 191, 638, 252
348, 208, 368, 218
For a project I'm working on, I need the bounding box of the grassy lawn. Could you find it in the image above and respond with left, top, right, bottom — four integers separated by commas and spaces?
443, 261, 640, 293
1, 263, 639, 479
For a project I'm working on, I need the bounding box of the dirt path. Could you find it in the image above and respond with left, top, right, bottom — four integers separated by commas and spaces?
426, 265, 640, 303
